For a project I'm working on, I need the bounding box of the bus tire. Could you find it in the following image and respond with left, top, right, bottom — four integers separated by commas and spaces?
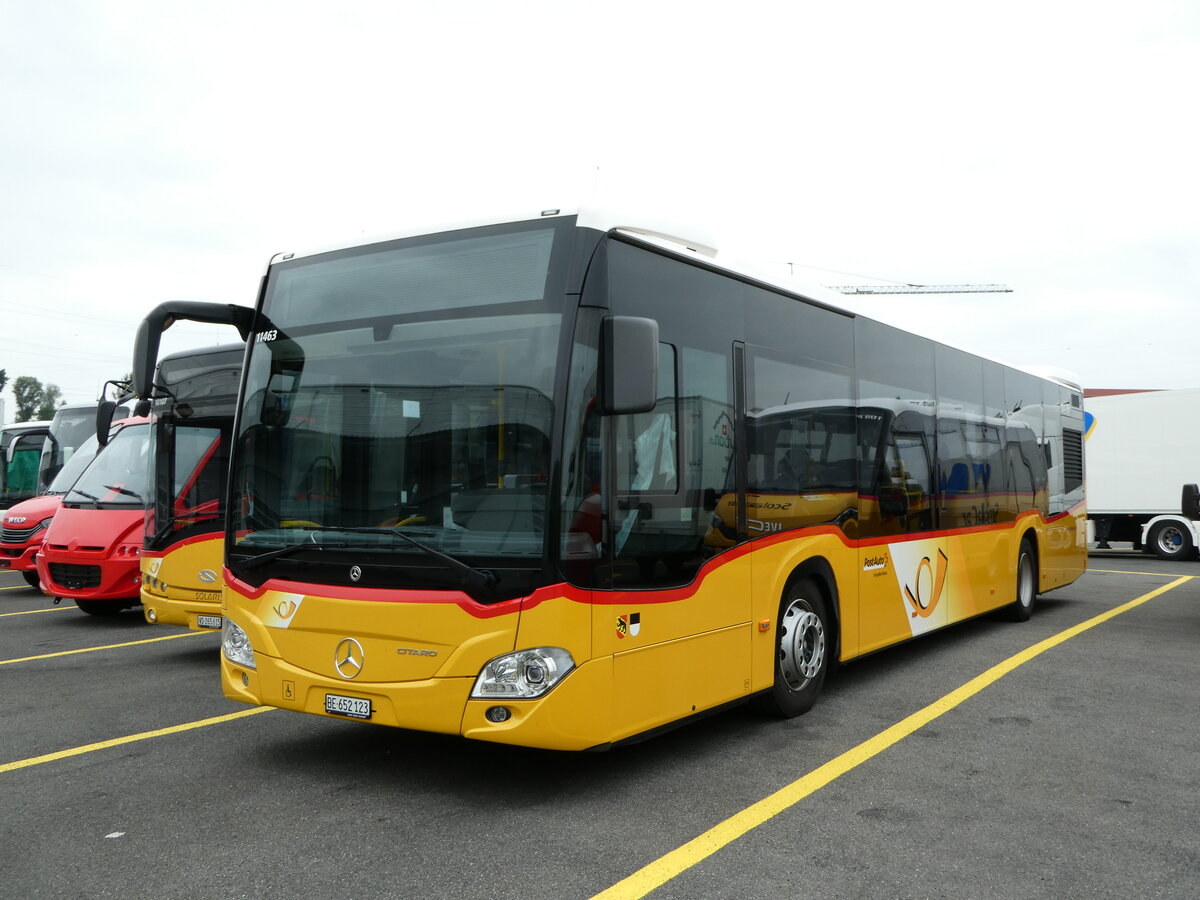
1006, 538, 1037, 622
1149, 522, 1195, 560
74, 598, 125, 616
22, 571, 40, 589
755, 578, 830, 718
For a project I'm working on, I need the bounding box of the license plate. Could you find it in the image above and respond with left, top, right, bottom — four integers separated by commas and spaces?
196, 615, 223, 630
325, 693, 371, 719
196, 590, 221, 603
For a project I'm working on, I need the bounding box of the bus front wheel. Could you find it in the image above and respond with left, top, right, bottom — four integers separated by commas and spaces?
74, 598, 126, 616
755, 578, 830, 718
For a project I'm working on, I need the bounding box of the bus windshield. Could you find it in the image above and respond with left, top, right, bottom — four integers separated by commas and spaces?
2, 427, 48, 503
229, 222, 569, 586
65, 423, 150, 508
39, 405, 101, 491
46, 433, 100, 494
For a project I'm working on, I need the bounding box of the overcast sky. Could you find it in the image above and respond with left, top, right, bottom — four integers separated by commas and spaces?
2, 0, 1197, 415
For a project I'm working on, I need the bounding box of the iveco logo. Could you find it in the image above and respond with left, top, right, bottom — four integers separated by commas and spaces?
197, 569, 218, 583
7, 517, 27, 524
334, 638, 365, 679
349, 565, 362, 582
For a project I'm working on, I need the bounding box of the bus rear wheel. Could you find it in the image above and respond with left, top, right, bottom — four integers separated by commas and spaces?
1006, 538, 1037, 622
755, 578, 830, 718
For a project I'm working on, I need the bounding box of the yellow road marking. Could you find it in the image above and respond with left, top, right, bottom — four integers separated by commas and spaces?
591, 575, 1193, 900
0, 606, 74, 618
1088, 568, 1188, 578
0, 707, 274, 774
0, 630, 214, 666
0, 584, 35, 591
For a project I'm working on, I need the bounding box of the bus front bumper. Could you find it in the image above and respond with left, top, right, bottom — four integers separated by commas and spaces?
0, 542, 41, 573
220, 652, 614, 751
141, 586, 224, 631
37, 551, 141, 601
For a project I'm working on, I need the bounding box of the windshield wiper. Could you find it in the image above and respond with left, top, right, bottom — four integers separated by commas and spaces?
103, 484, 144, 502
327, 526, 497, 593
68, 489, 102, 505
230, 532, 349, 574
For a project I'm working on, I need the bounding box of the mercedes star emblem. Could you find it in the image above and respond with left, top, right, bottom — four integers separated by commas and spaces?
350, 565, 362, 582
334, 637, 365, 679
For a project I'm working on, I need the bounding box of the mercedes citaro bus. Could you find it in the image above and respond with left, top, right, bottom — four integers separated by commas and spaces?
131, 208, 1086, 750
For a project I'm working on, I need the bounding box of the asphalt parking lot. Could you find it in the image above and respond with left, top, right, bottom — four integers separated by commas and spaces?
2, 552, 1198, 900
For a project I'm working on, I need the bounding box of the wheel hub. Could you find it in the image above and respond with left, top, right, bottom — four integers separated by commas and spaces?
781, 601, 825, 690
1018, 554, 1034, 608
1157, 527, 1184, 553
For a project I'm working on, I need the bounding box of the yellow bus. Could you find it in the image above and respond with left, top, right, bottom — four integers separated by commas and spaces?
131, 210, 1086, 750
139, 343, 245, 630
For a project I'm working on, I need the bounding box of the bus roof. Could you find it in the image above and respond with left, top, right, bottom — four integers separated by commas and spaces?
260, 208, 1082, 393
2, 420, 53, 433
263, 207, 848, 310
266, 207, 714, 263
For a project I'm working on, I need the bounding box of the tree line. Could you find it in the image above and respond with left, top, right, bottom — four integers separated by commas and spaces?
0, 369, 66, 422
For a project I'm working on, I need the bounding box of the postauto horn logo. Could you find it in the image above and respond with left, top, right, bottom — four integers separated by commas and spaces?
904, 549, 948, 619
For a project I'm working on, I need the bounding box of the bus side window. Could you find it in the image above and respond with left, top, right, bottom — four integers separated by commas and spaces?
614, 343, 678, 496
890, 433, 934, 532
611, 344, 680, 575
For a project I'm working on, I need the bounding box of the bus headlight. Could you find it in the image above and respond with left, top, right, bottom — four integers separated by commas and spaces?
471, 647, 574, 699
222, 619, 256, 669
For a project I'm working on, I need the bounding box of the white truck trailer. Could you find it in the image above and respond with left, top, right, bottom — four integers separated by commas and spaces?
1086, 388, 1200, 559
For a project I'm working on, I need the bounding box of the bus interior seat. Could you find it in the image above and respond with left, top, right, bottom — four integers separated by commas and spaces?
941, 462, 970, 494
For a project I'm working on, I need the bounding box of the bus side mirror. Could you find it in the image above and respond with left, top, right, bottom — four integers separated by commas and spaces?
96, 401, 116, 447
601, 316, 659, 415
132, 314, 162, 400
132, 301, 256, 399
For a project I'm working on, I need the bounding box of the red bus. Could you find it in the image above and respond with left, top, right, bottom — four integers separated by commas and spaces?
37, 417, 150, 615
